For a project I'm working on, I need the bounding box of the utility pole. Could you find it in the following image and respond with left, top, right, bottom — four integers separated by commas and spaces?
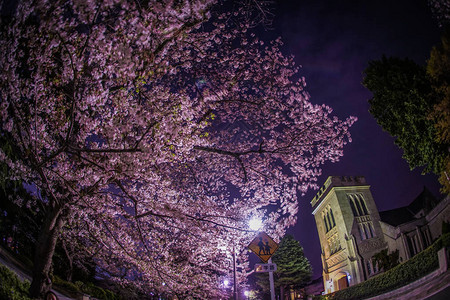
268, 257, 275, 300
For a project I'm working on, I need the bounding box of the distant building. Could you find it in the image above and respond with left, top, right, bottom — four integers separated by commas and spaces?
310, 176, 450, 294
379, 186, 448, 262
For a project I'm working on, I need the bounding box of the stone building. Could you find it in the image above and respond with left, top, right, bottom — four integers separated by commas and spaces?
310, 176, 450, 294
378, 186, 449, 263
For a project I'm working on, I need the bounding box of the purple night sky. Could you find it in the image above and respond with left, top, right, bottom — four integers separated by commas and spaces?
262, 0, 445, 278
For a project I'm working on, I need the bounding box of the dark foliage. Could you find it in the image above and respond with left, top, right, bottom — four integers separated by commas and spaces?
256, 234, 312, 299
363, 56, 446, 175
372, 249, 400, 272
0, 264, 31, 300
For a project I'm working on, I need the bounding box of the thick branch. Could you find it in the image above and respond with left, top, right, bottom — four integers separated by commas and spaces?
68, 145, 142, 153
135, 208, 251, 233
185, 214, 253, 232
133, 121, 157, 149
194, 145, 249, 181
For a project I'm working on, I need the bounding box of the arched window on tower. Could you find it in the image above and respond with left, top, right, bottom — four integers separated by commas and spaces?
330, 209, 336, 227
324, 208, 336, 233
348, 195, 358, 216
326, 213, 332, 232
323, 214, 329, 232
358, 194, 369, 215
355, 198, 364, 216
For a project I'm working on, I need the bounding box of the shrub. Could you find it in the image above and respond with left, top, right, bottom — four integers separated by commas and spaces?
82, 282, 107, 299
52, 275, 81, 297
73, 280, 121, 300
0, 264, 31, 300
104, 289, 120, 300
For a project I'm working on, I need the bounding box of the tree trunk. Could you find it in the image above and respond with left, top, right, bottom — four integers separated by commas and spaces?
62, 240, 73, 282
29, 204, 66, 299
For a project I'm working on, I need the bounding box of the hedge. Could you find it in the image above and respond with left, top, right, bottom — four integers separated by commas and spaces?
53, 276, 121, 300
0, 264, 31, 300
326, 232, 450, 300
0, 266, 121, 300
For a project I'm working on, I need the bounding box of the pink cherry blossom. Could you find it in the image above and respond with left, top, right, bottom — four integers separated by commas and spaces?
0, 0, 356, 298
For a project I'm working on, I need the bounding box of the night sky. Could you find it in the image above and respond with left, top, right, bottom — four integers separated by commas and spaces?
262, 0, 445, 279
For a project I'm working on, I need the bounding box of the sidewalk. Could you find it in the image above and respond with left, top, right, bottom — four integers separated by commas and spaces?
0, 246, 75, 300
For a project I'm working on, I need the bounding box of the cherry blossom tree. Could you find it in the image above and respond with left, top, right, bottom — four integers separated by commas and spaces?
429, 0, 450, 27
0, 0, 356, 298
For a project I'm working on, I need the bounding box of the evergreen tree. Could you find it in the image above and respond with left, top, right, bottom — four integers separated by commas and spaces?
256, 235, 312, 299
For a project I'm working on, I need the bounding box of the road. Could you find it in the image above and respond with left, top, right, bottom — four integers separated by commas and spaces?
425, 286, 450, 300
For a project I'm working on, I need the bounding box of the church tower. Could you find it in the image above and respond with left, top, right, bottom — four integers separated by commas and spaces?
310, 176, 386, 294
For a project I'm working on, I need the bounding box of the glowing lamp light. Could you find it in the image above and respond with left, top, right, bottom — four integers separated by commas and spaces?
223, 279, 229, 287
249, 217, 262, 231
244, 290, 249, 296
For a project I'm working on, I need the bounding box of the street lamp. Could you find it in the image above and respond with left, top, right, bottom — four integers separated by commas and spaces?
244, 290, 249, 300
248, 217, 263, 231
227, 217, 263, 300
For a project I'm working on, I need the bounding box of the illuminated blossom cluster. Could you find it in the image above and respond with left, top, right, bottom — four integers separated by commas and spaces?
0, 0, 356, 298
429, 0, 450, 26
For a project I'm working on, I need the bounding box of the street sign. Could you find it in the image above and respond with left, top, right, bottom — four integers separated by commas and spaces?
254, 263, 277, 273
248, 232, 279, 263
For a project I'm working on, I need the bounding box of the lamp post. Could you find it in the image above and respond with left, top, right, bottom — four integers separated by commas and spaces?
233, 245, 238, 300
229, 217, 263, 300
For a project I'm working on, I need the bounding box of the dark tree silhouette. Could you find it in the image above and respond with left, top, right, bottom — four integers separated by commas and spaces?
256, 235, 312, 299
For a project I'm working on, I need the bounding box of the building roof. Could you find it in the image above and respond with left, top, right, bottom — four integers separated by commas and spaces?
379, 187, 439, 227
379, 207, 415, 227
407, 187, 439, 216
